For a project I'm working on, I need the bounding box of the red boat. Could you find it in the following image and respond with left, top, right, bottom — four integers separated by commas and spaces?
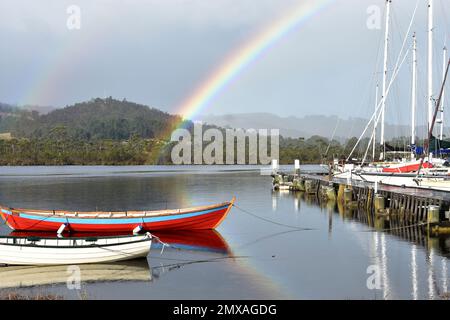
381, 160, 433, 173
0, 197, 235, 233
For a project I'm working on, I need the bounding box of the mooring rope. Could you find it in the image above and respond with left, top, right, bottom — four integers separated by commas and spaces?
358, 221, 427, 233
150, 255, 249, 276
150, 234, 183, 254
232, 204, 316, 231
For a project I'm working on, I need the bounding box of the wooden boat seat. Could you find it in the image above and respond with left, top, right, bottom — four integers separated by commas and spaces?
97, 213, 113, 218
77, 213, 100, 218
25, 211, 53, 216
111, 213, 127, 218
62, 213, 77, 217
128, 212, 145, 217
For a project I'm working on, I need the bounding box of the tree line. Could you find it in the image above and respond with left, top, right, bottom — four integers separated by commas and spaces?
0, 134, 410, 165
0, 98, 420, 165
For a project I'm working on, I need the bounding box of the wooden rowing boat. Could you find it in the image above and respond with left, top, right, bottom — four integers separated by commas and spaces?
0, 197, 235, 233
0, 233, 152, 266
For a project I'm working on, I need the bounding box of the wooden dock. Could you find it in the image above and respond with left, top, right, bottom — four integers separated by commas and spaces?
271, 169, 450, 237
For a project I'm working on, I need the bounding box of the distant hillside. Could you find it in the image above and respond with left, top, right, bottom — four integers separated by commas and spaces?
0, 103, 16, 113
0, 102, 55, 114
0, 97, 183, 140
198, 112, 435, 142
20, 104, 56, 114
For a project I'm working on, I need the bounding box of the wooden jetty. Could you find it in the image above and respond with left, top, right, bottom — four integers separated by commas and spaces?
271, 162, 450, 237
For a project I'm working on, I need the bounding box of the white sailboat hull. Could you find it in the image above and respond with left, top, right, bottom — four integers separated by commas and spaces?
335, 171, 450, 192
0, 234, 152, 266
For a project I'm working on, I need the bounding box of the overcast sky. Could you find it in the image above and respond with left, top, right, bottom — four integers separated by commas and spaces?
0, 0, 449, 125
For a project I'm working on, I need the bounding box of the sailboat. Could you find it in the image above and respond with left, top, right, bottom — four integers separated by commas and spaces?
334, 0, 450, 192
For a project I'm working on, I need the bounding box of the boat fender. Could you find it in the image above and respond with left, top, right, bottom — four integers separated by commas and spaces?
133, 225, 143, 234
57, 223, 67, 235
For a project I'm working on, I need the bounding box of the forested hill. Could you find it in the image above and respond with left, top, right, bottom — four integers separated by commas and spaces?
0, 97, 184, 140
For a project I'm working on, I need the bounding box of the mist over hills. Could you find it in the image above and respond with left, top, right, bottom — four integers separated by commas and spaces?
198, 112, 436, 142
0, 100, 443, 142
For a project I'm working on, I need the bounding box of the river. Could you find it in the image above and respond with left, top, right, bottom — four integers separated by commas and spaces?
0, 165, 448, 299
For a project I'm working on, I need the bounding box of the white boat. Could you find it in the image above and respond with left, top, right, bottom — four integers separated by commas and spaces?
0, 233, 152, 266
334, 169, 450, 192
334, 1, 450, 192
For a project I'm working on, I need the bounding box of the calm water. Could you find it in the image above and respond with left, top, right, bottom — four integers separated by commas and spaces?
0, 165, 449, 300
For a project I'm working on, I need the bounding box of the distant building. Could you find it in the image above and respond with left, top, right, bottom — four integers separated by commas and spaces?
0, 133, 12, 140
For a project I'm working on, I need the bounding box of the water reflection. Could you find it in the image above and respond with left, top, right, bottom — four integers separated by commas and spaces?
2, 167, 449, 299
271, 190, 450, 299
411, 244, 419, 300
146, 230, 234, 282
1, 229, 232, 291
0, 259, 151, 289
152, 230, 231, 255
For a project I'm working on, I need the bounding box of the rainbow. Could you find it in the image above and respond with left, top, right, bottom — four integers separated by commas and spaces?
21, 0, 334, 139
174, 0, 335, 123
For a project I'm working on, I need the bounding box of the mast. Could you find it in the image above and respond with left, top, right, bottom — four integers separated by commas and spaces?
411, 33, 417, 160
380, 0, 391, 161
427, 0, 433, 138
439, 46, 447, 140
373, 84, 379, 161
417, 58, 450, 176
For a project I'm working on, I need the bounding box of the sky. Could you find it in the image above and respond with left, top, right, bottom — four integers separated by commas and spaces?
0, 0, 449, 125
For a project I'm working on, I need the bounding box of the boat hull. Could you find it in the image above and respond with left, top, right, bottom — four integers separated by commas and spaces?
335, 171, 450, 192
0, 199, 234, 233
0, 234, 152, 266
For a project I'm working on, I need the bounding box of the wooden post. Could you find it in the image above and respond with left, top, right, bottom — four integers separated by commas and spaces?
294, 159, 300, 176
427, 205, 440, 234
298, 178, 305, 192
337, 184, 345, 203
344, 188, 352, 205
305, 180, 313, 194
292, 178, 300, 191
272, 159, 278, 175
326, 186, 336, 201
374, 194, 385, 213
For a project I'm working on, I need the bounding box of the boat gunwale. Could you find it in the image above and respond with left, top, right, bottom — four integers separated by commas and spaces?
0, 200, 233, 220
0, 235, 152, 249
0, 232, 149, 241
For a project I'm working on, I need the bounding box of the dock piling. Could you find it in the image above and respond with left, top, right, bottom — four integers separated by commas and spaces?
427, 205, 440, 233
374, 194, 385, 214
271, 172, 450, 237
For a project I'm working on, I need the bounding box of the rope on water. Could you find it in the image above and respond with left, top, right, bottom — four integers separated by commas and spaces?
233, 204, 425, 234
232, 204, 316, 231
151, 255, 249, 275
358, 221, 427, 233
